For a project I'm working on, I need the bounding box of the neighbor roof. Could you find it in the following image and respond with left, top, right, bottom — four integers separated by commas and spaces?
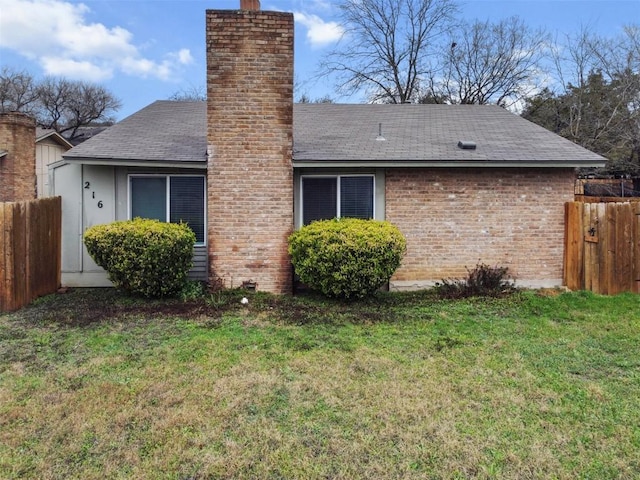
63, 101, 207, 168
293, 104, 606, 168
63, 101, 606, 168
36, 128, 74, 149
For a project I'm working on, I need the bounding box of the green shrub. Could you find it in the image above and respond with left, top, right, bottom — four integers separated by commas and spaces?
84, 218, 196, 298
435, 263, 516, 299
289, 218, 406, 299
179, 280, 207, 301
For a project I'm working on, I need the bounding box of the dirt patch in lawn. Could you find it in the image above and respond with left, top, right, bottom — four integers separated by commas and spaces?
12, 289, 227, 327
11, 287, 410, 328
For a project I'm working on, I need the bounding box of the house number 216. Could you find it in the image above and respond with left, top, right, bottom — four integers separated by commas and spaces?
84, 181, 104, 208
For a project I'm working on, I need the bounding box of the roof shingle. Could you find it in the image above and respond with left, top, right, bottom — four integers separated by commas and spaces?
293, 103, 606, 164
64, 101, 207, 163
63, 101, 606, 167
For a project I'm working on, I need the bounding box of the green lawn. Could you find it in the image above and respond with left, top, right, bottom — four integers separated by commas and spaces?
1, 288, 639, 479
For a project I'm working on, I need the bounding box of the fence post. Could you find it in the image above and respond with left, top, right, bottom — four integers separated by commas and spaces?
0, 203, 7, 311
564, 202, 584, 290
635, 203, 640, 293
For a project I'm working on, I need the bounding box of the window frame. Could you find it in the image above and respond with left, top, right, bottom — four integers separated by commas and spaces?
128, 174, 207, 246
299, 174, 376, 226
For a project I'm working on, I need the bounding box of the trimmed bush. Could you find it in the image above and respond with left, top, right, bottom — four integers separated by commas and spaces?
435, 263, 516, 299
84, 218, 196, 298
289, 218, 406, 299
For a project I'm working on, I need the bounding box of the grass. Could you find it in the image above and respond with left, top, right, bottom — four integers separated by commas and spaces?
1, 288, 639, 479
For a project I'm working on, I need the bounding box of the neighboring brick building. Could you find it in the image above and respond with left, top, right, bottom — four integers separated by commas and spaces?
0, 112, 37, 203
55, 2, 607, 291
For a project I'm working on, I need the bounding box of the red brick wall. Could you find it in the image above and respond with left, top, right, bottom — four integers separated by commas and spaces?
0, 113, 36, 202
385, 168, 575, 287
206, 9, 294, 294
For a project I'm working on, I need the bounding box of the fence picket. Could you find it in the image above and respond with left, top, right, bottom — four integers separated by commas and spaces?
587, 204, 601, 292
564, 202, 583, 290
631, 203, 640, 293
0, 204, 7, 310
617, 203, 633, 294
2, 203, 16, 310
602, 202, 614, 295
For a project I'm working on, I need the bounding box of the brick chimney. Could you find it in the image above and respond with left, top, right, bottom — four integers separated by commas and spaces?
0, 112, 36, 202
206, 7, 294, 293
240, 0, 260, 10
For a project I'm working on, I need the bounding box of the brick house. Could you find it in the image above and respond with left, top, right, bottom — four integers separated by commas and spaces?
0, 115, 76, 203
0, 112, 37, 203
52, 3, 606, 292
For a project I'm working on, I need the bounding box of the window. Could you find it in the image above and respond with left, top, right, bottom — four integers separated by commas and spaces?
130, 175, 206, 244
301, 175, 374, 225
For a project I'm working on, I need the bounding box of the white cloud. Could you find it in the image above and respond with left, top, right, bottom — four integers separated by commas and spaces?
304, 0, 333, 11
121, 56, 172, 81
0, 0, 191, 82
40, 56, 113, 81
175, 48, 194, 65
294, 12, 343, 48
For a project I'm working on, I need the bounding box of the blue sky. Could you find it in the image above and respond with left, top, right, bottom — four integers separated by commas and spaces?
1, 0, 638, 120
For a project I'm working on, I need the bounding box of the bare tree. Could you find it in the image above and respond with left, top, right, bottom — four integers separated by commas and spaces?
0, 67, 120, 141
550, 27, 594, 95
524, 24, 640, 173
427, 17, 549, 107
297, 94, 335, 104
37, 77, 121, 140
590, 25, 640, 171
545, 27, 597, 140
320, 0, 459, 103
0, 67, 39, 114
168, 84, 207, 101
36, 77, 73, 132
65, 82, 121, 140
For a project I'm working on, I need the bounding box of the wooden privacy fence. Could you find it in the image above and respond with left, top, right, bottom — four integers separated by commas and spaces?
574, 195, 640, 204
564, 201, 640, 294
1, 197, 61, 312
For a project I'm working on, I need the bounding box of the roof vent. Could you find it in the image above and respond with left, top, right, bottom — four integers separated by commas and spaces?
457, 140, 476, 150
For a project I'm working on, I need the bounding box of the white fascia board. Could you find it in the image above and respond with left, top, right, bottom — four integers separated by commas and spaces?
293, 160, 606, 169
61, 157, 207, 170
36, 131, 74, 149
48, 159, 69, 170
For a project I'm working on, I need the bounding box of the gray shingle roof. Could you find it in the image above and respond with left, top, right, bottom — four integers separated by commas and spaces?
63, 101, 606, 167
63, 100, 207, 163
293, 103, 606, 165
